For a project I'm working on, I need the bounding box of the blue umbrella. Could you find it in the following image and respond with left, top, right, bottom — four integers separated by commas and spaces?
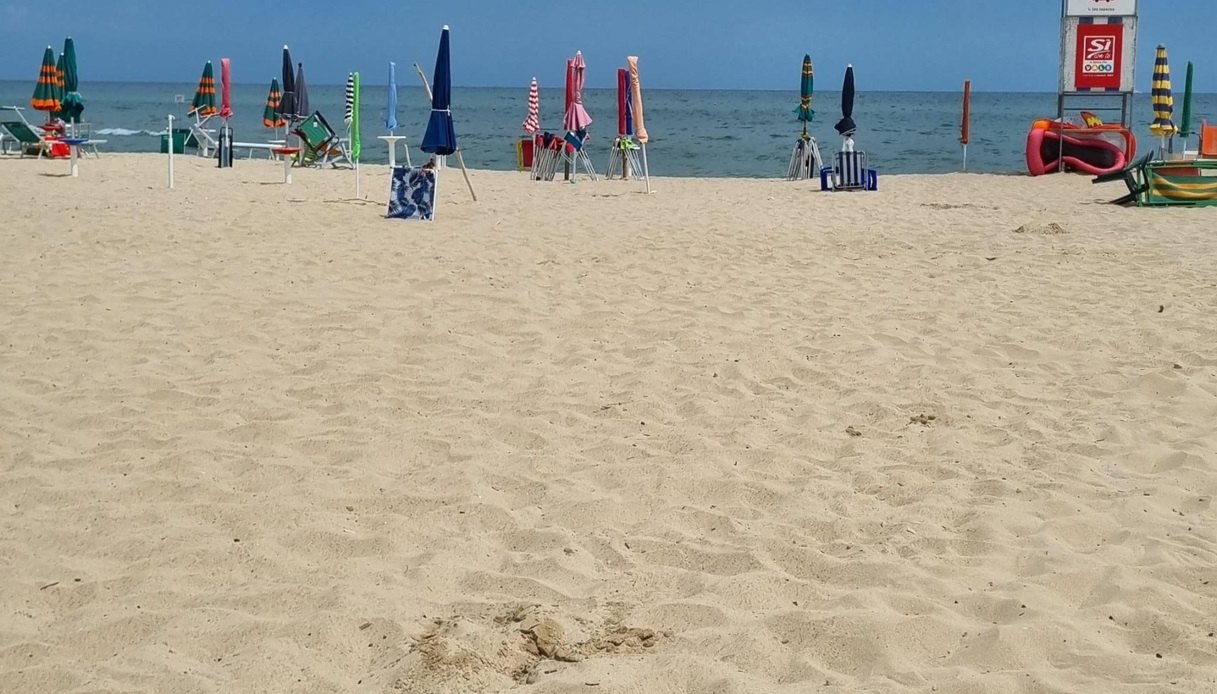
294, 62, 310, 121
386, 61, 398, 134
421, 25, 456, 156
276, 46, 296, 122
834, 64, 856, 137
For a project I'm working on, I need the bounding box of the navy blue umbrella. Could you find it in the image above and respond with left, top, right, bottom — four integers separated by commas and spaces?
294, 62, 310, 120
834, 64, 856, 137
276, 46, 296, 121
421, 25, 457, 156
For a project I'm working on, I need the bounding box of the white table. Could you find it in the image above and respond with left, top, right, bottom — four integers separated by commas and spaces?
63, 137, 88, 177
378, 135, 410, 168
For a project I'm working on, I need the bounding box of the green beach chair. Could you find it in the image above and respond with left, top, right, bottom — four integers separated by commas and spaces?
292, 111, 351, 168
0, 120, 51, 159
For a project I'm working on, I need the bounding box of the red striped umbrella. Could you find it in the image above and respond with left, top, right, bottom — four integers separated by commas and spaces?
522, 77, 539, 134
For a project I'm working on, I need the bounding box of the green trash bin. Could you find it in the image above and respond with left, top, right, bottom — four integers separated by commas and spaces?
160, 128, 189, 154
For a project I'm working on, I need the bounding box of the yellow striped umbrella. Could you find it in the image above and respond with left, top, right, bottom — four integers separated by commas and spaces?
188, 61, 218, 118
1149, 45, 1175, 139
31, 46, 62, 113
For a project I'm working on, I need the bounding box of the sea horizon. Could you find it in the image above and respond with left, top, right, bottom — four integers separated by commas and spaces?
4, 80, 1213, 177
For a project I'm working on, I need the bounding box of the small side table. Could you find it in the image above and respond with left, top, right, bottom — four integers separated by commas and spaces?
272, 146, 301, 183
377, 135, 410, 168
63, 137, 88, 177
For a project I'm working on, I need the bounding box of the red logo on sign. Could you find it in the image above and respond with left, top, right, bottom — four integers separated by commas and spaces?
1084, 37, 1114, 61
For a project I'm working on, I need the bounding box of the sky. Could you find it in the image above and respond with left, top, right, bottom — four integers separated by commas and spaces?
0, 0, 1213, 92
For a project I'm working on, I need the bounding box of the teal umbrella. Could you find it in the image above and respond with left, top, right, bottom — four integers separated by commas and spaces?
794, 54, 814, 137
58, 37, 83, 123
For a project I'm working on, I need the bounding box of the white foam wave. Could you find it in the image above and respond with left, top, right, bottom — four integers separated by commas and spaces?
95, 128, 161, 136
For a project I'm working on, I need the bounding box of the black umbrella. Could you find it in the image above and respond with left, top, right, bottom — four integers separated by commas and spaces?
834, 64, 856, 137
276, 46, 296, 121
294, 62, 310, 120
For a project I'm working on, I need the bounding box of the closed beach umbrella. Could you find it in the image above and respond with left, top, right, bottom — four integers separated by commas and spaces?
276, 46, 296, 122
294, 62, 310, 120
59, 37, 84, 123
627, 55, 650, 192
834, 64, 856, 138
563, 51, 592, 132
187, 61, 217, 118
617, 69, 627, 136
31, 46, 61, 114
219, 58, 233, 119
522, 77, 540, 135
351, 71, 361, 162
386, 62, 399, 133
1149, 45, 1175, 139
344, 72, 355, 126
960, 79, 971, 171
795, 54, 815, 136
1179, 61, 1194, 143
263, 78, 285, 128
421, 25, 457, 156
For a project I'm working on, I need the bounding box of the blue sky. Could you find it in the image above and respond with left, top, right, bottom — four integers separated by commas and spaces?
0, 0, 1213, 91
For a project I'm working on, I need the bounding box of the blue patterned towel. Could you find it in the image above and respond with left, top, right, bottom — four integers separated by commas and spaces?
387, 166, 437, 220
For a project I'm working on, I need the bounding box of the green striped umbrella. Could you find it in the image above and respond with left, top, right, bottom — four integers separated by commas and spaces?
31, 46, 61, 114
1149, 45, 1176, 139
188, 62, 217, 118
58, 37, 84, 123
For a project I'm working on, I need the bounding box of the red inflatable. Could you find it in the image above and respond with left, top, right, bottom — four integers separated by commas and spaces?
1026, 120, 1136, 176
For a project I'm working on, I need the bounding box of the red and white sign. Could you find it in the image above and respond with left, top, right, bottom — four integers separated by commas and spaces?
1066, 0, 1137, 16
1074, 23, 1123, 89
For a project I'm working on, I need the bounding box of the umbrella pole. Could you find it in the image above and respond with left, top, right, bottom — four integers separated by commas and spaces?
962, 143, 968, 172
167, 115, 175, 189
640, 143, 652, 194
454, 149, 477, 202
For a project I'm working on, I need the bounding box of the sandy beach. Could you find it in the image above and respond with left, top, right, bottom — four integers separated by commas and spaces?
2, 153, 1215, 693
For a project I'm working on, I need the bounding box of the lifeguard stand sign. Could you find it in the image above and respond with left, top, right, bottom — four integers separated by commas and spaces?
1058, 0, 1138, 127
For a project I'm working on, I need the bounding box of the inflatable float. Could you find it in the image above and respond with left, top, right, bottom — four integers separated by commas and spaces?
1026, 119, 1136, 176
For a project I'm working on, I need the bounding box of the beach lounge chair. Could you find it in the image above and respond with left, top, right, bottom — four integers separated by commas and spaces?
1200, 121, 1217, 159
189, 115, 219, 157
560, 129, 598, 181
292, 111, 351, 168
821, 148, 877, 191
0, 120, 52, 158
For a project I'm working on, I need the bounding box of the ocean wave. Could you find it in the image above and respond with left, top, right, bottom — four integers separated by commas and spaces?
95, 128, 161, 137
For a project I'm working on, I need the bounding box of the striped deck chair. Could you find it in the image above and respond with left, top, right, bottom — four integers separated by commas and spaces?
820, 144, 877, 191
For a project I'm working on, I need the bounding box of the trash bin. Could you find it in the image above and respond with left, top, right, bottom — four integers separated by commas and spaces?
217, 126, 233, 168
160, 128, 188, 154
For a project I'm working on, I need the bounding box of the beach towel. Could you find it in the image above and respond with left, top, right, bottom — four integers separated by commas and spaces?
387, 165, 437, 221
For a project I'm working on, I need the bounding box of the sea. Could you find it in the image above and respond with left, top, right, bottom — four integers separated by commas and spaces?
2, 80, 1213, 177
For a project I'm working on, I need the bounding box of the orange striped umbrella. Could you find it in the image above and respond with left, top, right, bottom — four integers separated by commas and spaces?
31, 46, 62, 113
263, 78, 285, 128
188, 61, 217, 118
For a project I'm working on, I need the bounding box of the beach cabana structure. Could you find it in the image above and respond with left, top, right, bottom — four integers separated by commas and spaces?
606, 67, 642, 180
786, 54, 823, 181
821, 64, 877, 191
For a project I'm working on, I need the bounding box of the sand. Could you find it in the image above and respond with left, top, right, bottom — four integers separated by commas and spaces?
1, 153, 1216, 693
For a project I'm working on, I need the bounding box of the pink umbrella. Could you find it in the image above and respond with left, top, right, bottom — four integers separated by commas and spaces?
562, 51, 591, 132
522, 76, 539, 134
219, 58, 233, 118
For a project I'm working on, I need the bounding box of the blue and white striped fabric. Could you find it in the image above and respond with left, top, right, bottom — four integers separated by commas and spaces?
836, 150, 869, 189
